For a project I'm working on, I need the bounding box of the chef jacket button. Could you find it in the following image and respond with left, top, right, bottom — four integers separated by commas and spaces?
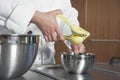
27, 31, 32, 34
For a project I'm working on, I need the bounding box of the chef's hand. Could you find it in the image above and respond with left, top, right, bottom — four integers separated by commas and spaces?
68, 43, 85, 53
31, 9, 64, 42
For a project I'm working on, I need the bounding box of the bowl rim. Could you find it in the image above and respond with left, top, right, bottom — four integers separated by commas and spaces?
60, 52, 95, 60
0, 34, 40, 44
0, 34, 40, 37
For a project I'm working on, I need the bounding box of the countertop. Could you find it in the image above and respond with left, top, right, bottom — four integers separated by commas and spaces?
10, 71, 53, 80
9, 63, 120, 80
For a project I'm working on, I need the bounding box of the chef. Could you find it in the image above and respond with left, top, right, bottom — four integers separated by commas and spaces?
0, 0, 85, 64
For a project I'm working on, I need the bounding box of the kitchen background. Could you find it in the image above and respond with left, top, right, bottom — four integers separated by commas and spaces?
55, 0, 120, 64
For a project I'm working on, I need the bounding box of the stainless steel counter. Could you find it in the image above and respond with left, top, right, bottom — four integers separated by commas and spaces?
9, 71, 53, 80
30, 64, 120, 80
5, 63, 120, 80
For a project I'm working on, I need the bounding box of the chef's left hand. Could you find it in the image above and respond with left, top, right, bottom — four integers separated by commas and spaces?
68, 43, 85, 53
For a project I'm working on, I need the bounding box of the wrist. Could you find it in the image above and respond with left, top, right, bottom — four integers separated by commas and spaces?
31, 11, 42, 24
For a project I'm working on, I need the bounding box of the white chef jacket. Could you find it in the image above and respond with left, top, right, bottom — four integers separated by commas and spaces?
0, 0, 80, 64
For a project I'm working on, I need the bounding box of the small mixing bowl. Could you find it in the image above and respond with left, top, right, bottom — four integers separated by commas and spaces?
0, 34, 39, 79
61, 52, 95, 74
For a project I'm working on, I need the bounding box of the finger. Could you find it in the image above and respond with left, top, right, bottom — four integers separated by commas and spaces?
55, 28, 64, 40
44, 36, 49, 42
79, 48, 85, 53
51, 32, 57, 41
71, 44, 79, 53
52, 9, 63, 15
48, 35, 53, 42
78, 44, 85, 53
67, 48, 72, 52
54, 9, 64, 40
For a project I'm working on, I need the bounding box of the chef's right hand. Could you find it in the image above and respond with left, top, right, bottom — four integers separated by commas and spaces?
31, 9, 64, 42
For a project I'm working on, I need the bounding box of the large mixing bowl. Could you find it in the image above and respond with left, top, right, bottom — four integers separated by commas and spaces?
0, 34, 39, 79
61, 52, 95, 74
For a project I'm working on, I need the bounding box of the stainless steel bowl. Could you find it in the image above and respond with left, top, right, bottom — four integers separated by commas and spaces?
0, 34, 39, 79
61, 52, 95, 74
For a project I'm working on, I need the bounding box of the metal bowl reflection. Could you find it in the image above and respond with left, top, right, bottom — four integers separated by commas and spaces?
0, 34, 39, 79
61, 52, 95, 74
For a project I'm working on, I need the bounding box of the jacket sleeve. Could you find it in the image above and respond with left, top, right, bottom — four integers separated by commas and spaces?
62, 0, 79, 25
0, 0, 36, 34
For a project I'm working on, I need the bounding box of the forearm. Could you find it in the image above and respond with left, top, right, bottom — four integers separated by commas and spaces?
0, 0, 17, 19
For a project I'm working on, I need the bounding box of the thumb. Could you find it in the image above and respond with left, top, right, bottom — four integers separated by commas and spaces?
54, 9, 63, 40
55, 28, 64, 41
52, 9, 64, 40
52, 9, 63, 15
